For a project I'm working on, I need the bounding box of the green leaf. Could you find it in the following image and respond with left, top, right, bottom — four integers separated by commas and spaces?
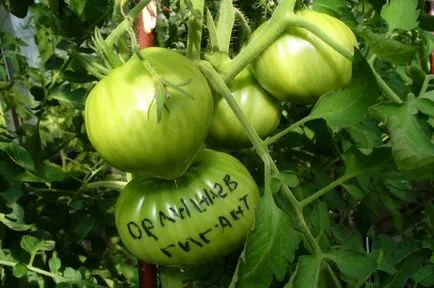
384, 179, 416, 203
48, 85, 86, 110
272, 171, 299, 188
358, 29, 417, 64
308, 50, 379, 128
63, 267, 82, 281
307, 202, 330, 237
412, 265, 434, 287
49, 255, 62, 274
370, 97, 434, 179
205, 7, 219, 51
343, 147, 391, 177
325, 250, 377, 282
216, 0, 235, 53
342, 184, 365, 201
347, 120, 383, 152
0, 202, 32, 231
0, 142, 35, 171
385, 249, 428, 288
230, 193, 301, 288
12, 263, 28, 278
381, 0, 419, 31
287, 256, 321, 288
20, 235, 56, 260
416, 91, 434, 117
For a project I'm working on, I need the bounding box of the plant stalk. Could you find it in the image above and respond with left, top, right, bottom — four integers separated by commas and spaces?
186, 0, 205, 60
300, 173, 354, 208
106, 0, 152, 47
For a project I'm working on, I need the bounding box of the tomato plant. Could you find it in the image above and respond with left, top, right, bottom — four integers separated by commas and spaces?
115, 149, 260, 265
85, 47, 213, 179
1, 0, 434, 287
250, 9, 357, 104
207, 68, 281, 148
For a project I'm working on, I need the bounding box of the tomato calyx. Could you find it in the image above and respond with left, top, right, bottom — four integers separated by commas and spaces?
134, 52, 194, 123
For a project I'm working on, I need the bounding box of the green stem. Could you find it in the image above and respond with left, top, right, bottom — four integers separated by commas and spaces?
186, 0, 204, 60
300, 173, 354, 208
286, 16, 353, 61
85, 181, 127, 191
0, 260, 68, 283
198, 61, 321, 257
326, 264, 343, 288
368, 55, 403, 104
265, 116, 311, 145
198, 61, 268, 159
106, 0, 151, 47
220, 11, 289, 83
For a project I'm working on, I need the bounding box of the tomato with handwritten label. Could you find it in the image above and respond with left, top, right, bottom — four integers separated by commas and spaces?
251, 9, 357, 104
84, 47, 213, 179
207, 68, 281, 149
115, 149, 260, 266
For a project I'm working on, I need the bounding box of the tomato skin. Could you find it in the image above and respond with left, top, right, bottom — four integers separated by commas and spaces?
115, 149, 260, 266
251, 10, 357, 104
84, 47, 213, 179
207, 68, 281, 149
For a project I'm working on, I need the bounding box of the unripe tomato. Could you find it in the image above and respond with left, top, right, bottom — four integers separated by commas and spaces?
207, 68, 281, 149
251, 10, 357, 104
84, 47, 213, 179
115, 149, 260, 266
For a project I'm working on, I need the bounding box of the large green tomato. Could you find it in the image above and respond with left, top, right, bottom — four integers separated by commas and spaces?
207, 68, 281, 149
85, 47, 213, 179
115, 149, 260, 266
251, 9, 357, 104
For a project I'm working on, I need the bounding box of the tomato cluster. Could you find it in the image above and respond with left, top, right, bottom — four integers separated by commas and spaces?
84, 9, 356, 266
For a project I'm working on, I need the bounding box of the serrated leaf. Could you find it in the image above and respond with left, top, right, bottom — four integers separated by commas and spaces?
20, 235, 55, 260
358, 29, 417, 64
342, 184, 365, 201
412, 265, 434, 287
49, 255, 62, 274
48, 85, 86, 110
308, 202, 330, 237
369, 97, 434, 178
308, 50, 379, 128
272, 171, 299, 188
63, 267, 82, 281
384, 179, 416, 203
325, 250, 377, 281
347, 120, 382, 152
0, 142, 35, 171
343, 147, 391, 177
0, 202, 32, 231
230, 193, 301, 288
12, 263, 28, 278
381, 0, 419, 31
290, 256, 321, 288
385, 249, 428, 288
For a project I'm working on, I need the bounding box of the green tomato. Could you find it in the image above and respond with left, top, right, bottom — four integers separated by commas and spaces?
85, 47, 213, 179
115, 149, 260, 266
207, 68, 281, 149
251, 9, 357, 104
